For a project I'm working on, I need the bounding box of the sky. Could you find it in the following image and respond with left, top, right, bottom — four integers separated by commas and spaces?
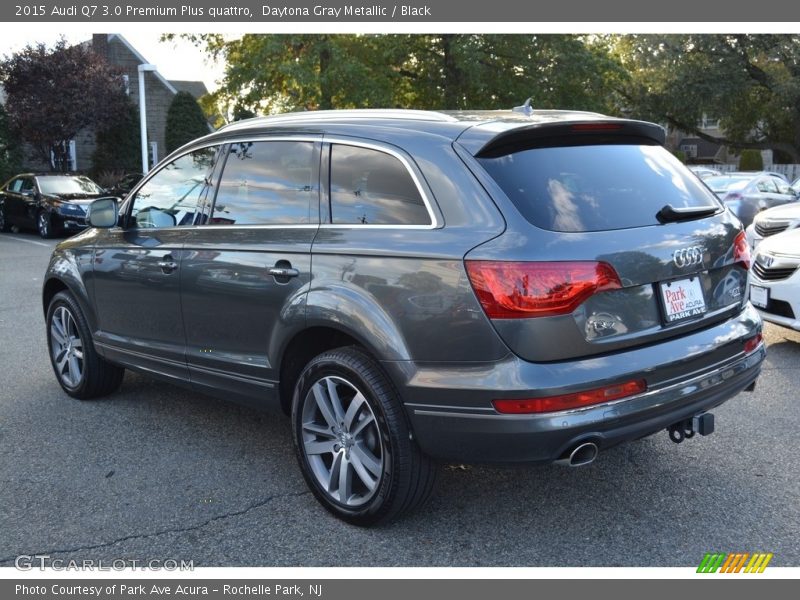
0, 30, 226, 93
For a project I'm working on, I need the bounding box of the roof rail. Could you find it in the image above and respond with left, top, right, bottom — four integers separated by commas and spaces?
219, 109, 459, 131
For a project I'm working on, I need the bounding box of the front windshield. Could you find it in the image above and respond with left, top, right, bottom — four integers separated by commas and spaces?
37, 176, 104, 195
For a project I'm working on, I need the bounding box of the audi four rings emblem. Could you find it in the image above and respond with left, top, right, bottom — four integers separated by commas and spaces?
673, 246, 704, 268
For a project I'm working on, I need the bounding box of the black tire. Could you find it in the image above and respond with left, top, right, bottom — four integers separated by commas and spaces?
291, 346, 436, 526
0, 204, 10, 232
46, 290, 124, 399
37, 210, 54, 239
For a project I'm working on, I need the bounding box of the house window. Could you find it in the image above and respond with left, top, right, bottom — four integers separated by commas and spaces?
149, 141, 158, 168
699, 115, 719, 129
681, 144, 698, 158
122, 74, 130, 96
50, 140, 77, 172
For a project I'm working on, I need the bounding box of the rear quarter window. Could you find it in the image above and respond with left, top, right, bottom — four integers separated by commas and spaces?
329, 144, 431, 226
478, 144, 720, 232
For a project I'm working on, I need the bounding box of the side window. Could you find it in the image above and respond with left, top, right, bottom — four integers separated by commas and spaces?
210, 141, 318, 225
757, 178, 777, 193
329, 144, 431, 226
130, 146, 218, 228
8, 178, 24, 193
776, 179, 794, 195
20, 178, 35, 194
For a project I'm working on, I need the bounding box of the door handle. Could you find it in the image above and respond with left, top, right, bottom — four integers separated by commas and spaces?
268, 267, 300, 278
158, 260, 179, 273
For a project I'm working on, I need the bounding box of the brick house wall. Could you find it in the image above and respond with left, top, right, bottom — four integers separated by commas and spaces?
76, 34, 208, 174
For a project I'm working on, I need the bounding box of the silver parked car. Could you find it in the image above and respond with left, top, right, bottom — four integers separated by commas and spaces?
705, 173, 798, 227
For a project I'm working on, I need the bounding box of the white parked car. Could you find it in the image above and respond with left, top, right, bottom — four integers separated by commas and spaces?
745, 202, 800, 251
688, 166, 722, 179
749, 228, 800, 331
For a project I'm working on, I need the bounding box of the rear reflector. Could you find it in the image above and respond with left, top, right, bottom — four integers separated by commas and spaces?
733, 230, 751, 270
493, 379, 647, 414
465, 260, 622, 319
743, 332, 763, 354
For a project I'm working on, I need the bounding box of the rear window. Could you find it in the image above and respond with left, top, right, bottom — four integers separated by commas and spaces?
479, 144, 720, 232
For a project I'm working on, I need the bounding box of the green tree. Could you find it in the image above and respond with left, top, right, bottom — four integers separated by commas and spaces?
171, 34, 626, 118
613, 34, 800, 162
0, 104, 23, 182
0, 39, 128, 171
91, 99, 141, 176
388, 34, 626, 112
165, 91, 209, 154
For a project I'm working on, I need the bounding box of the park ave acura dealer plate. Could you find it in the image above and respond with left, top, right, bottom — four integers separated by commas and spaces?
659, 276, 707, 323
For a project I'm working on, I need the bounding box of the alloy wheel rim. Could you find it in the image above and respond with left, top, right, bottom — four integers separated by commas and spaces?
38, 213, 48, 236
50, 306, 84, 388
301, 375, 384, 507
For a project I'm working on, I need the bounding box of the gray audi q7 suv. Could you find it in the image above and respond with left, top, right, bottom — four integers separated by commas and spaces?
42, 109, 765, 525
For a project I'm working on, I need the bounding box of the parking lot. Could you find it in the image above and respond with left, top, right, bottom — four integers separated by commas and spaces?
0, 231, 798, 568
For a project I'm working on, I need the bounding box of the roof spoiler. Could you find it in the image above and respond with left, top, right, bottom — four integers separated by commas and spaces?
475, 120, 666, 158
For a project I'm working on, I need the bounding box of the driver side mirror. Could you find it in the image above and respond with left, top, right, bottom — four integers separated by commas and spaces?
88, 197, 119, 228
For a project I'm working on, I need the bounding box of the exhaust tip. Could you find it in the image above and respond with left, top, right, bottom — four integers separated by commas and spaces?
567, 442, 598, 467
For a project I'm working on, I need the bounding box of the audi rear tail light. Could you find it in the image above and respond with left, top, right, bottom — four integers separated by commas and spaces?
465, 261, 622, 319
743, 332, 763, 354
733, 231, 751, 270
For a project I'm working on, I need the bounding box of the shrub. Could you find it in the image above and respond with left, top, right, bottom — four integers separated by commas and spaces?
165, 91, 209, 154
0, 104, 23, 182
91, 100, 141, 177
739, 149, 764, 171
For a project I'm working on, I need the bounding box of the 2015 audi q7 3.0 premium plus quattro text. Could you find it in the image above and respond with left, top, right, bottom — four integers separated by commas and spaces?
42, 109, 765, 525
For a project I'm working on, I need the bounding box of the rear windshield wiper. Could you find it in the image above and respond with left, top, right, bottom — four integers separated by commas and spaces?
656, 204, 719, 224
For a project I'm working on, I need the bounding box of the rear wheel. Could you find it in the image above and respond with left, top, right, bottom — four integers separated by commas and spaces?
292, 346, 436, 525
46, 291, 124, 399
0, 204, 9, 232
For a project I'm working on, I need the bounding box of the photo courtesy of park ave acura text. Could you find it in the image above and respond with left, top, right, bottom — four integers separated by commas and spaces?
0, 31, 798, 566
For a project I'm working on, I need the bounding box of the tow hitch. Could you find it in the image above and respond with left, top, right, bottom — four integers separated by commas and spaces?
667, 412, 715, 443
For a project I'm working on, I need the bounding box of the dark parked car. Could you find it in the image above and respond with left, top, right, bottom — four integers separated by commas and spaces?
104, 172, 143, 198
42, 109, 765, 525
704, 172, 798, 227
0, 173, 110, 238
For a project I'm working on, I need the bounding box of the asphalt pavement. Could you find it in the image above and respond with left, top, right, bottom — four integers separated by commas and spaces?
0, 231, 798, 567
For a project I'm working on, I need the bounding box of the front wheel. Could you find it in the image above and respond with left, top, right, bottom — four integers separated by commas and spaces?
46, 291, 124, 399
292, 347, 436, 526
37, 211, 54, 239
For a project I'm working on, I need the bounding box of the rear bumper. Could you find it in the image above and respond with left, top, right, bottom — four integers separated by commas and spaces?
386, 303, 765, 463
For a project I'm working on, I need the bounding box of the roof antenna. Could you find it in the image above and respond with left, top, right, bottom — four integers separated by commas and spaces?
512, 98, 534, 116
